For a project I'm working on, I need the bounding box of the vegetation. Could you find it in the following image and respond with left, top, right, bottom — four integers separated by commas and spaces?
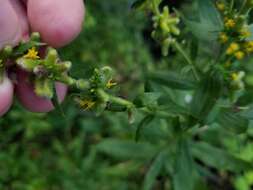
2, 0, 253, 189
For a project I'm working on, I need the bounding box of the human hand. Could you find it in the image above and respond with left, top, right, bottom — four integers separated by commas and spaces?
0, 0, 85, 116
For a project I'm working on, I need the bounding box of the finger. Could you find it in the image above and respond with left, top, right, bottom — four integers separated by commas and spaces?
0, 1, 22, 49
9, 0, 29, 40
0, 74, 14, 116
27, 0, 85, 48
15, 69, 67, 113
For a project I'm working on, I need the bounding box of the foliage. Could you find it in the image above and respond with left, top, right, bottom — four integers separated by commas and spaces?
2, 0, 253, 189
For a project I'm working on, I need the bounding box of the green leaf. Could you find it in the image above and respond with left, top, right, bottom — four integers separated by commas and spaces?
148, 71, 196, 90
240, 104, 253, 120
183, 0, 222, 41
131, 0, 147, 9
173, 140, 196, 190
217, 109, 249, 134
143, 151, 167, 190
190, 142, 253, 172
135, 115, 155, 142
134, 92, 162, 108
158, 96, 190, 115
190, 71, 223, 120
96, 139, 157, 160
198, 0, 222, 27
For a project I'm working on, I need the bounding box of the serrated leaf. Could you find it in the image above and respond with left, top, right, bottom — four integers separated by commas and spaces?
182, 0, 223, 41
143, 151, 167, 190
198, 0, 222, 27
135, 115, 155, 142
173, 140, 196, 190
190, 72, 223, 120
190, 142, 253, 172
134, 92, 162, 108
158, 95, 190, 115
217, 109, 249, 134
240, 104, 253, 120
185, 20, 219, 41
96, 139, 157, 160
148, 71, 196, 90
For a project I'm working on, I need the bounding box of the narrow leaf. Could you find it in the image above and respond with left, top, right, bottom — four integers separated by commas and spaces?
135, 115, 155, 142
190, 71, 223, 120
96, 139, 157, 160
218, 109, 249, 134
191, 142, 253, 172
148, 71, 196, 90
143, 151, 167, 190
173, 140, 196, 190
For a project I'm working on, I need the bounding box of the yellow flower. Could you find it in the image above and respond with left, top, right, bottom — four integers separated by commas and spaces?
245, 41, 253, 53
106, 79, 117, 89
234, 51, 245, 60
231, 73, 239, 81
219, 32, 228, 43
240, 29, 251, 38
23, 47, 40, 59
78, 99, 96, 110
225, 19, 236, 28
216, 2, 225, 11
226, 42, 239, 55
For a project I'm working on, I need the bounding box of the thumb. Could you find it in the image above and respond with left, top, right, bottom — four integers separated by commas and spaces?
0, 1, 22, 49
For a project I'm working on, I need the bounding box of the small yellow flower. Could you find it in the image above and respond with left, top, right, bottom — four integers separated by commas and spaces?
234, 51, 245, 60
231, 73, 239, 81
78, 99, 96, 110
219, 32, 228, 43
23, 47, 40, 59
106, 79, 117, 89
225, 19, 236, 28
226, 42, 239, 55
240, 29, 251, 38
216, 2, 225, 11
245, 41, 253, 53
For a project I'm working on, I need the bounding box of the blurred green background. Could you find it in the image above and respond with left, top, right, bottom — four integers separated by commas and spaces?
2, 0, 253, 189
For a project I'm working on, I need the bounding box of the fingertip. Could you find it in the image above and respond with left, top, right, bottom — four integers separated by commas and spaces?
27, 0, 85, 47
15, 69, 68, 113
0, 1, 22, 49
0, 74, 14, 117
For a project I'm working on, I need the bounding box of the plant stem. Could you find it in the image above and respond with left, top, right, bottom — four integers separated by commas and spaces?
239, 0, 248, 14
96, 89, 134, 109
229, 0, 235, 12
173, 41, 200, 81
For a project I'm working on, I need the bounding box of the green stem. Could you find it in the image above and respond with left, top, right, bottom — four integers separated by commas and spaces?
173, 41, 200, 81
96, 89, 134, 109
229, 0, 235, 12
239, 0, 248, 14
151, 0, 160, 14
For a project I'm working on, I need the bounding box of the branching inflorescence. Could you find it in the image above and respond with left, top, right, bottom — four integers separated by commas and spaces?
0, 33, 134, 115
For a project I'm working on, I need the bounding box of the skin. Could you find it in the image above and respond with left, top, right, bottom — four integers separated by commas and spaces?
0, 0, 85, 115
0, 74, 14, 117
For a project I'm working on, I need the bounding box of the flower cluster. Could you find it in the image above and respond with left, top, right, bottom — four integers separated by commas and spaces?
0, 33, 133, 114
216, 1, 253, 61
151, 6, 180, 56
